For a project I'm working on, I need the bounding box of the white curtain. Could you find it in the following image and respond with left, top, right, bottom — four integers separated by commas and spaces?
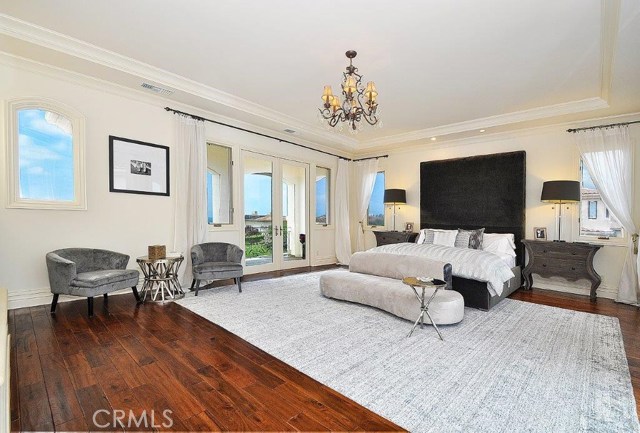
575, 126, 639, 304
335, 159, 352, 264
354, 159, 379, 252
173, 114, 208, 285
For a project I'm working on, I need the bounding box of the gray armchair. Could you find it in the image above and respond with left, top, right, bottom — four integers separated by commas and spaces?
190, 242, 244, 296
46, 248, 141, 317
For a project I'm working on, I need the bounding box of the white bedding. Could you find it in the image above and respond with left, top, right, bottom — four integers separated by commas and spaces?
369, 243, 515, 296
495, 252, 516, 269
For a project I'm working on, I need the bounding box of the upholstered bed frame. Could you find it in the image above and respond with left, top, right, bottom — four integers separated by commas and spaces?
420, 151, 526, 310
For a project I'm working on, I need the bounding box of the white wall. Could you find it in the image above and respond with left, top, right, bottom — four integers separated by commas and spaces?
0, 57, 338, 308
363, 124, 640, 299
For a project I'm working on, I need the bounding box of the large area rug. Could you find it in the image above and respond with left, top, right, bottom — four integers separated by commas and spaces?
177, 270, 639, 433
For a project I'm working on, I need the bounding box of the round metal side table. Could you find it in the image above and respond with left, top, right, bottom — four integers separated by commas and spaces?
136, 254, 185, 302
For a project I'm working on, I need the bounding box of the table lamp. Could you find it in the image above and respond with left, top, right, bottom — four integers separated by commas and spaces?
541, 180, 580, 241
384, 189, 406, 231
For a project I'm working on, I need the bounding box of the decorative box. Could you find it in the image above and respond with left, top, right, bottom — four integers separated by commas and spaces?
148, 245, 166, 260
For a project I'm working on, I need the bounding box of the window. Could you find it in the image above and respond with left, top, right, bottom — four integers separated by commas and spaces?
7, 99, 86, 210
587, 201, 597, 219
367, 171, 385, 226
579, 159, 623, 238
315, 167, 330, 225
206, 143, 233, 225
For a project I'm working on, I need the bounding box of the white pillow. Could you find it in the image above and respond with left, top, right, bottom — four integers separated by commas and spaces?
416, 228, 428, 244
416, 228, 458, 247
482, 233, 516, 257
433, 230, 457, 247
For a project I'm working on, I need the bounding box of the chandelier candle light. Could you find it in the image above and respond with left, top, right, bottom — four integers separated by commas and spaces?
319, 50, 380, 131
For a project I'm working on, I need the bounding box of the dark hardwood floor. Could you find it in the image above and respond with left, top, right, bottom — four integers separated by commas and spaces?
10, 266, 400, 432
10, 267, 640, 431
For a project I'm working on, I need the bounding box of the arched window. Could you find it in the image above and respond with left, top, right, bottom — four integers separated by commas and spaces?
6, 99, 86, 210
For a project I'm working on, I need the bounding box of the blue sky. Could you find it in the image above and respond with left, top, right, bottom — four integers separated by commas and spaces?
244, 174, 272, 215
581, 162, 597, 189
369, 172, 385, 215
18, 109, 74, 201
238, 172, 384, 217
316, 176, 327, 217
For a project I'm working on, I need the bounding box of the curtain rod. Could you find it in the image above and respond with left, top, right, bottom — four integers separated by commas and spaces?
567, 120, 640, 133
164, 107, 388, 162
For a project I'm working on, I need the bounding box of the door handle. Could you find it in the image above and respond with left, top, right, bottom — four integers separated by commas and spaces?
274, 226, 279, 236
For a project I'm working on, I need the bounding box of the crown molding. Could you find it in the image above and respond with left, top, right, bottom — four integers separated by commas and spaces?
0, 5, 621, 154
0, 52, 354, 160
357, 111, 640, 158
0, 14, 358, 150
358, 97, 610, 150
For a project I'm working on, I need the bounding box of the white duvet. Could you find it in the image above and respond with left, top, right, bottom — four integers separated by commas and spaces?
369, 243, 515, 296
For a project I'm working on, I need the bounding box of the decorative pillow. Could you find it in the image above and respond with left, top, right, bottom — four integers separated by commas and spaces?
456, 228, 485, 249
432, 230, 457, 247
416, 228, 457, 247
454, 230, 471, 248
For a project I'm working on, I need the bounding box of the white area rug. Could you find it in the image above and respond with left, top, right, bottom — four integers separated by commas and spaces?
177, 270, 639, 433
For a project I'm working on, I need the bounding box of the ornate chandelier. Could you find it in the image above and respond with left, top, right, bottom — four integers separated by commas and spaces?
319, 50, 380, 132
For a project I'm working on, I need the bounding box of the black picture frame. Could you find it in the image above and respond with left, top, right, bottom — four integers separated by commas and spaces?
109, 135, 170, 196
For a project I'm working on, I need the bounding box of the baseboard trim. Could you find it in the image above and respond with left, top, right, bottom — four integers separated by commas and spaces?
8, 276, 146, 310
532, 280, 617, 300
312, 256, 337, 266
8, 287, 138, 310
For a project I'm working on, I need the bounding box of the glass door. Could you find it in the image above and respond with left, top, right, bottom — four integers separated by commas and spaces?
280, 161, 309, 269
242, 151, 309, 273
243, 152, 276, 272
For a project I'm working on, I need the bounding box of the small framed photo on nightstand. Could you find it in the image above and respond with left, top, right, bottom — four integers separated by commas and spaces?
534, 227, 547, 240
404, 222, 414, 232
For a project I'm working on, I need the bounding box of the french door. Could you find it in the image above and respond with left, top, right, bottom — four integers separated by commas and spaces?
242, 151, 309, 273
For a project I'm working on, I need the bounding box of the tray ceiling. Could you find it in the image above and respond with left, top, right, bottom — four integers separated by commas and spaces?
1, 0, 639, 154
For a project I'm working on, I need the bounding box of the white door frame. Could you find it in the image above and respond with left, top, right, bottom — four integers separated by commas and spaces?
241, 150, 310, 274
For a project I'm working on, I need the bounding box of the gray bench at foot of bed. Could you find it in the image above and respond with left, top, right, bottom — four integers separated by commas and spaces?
319, 252, 464, 325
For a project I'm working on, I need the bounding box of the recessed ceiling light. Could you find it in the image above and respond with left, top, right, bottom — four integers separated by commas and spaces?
430, 137, 437, 141
479, 129, 486, 133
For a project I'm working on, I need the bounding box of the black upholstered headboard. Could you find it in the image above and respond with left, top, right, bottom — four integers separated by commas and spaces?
420, 151, 526, 267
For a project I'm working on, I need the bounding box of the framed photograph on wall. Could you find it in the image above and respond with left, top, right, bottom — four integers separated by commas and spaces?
109, 135, 169, 196
404, 222, 414, 232
534, 227, 547, 240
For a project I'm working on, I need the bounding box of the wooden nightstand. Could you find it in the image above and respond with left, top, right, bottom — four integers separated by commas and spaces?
521, 240, 602, 300
373, 231, 418, 246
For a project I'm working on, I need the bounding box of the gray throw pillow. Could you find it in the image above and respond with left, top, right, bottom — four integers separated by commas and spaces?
454, 230, 471, 248
456, 228, 485, 249
423, 229, 436, 244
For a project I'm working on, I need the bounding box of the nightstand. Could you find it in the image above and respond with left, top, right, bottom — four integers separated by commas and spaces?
373, 231, 418, 246
521, 240, 602, 300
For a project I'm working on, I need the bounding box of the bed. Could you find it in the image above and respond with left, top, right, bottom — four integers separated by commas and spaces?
417, 150, 526, 310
